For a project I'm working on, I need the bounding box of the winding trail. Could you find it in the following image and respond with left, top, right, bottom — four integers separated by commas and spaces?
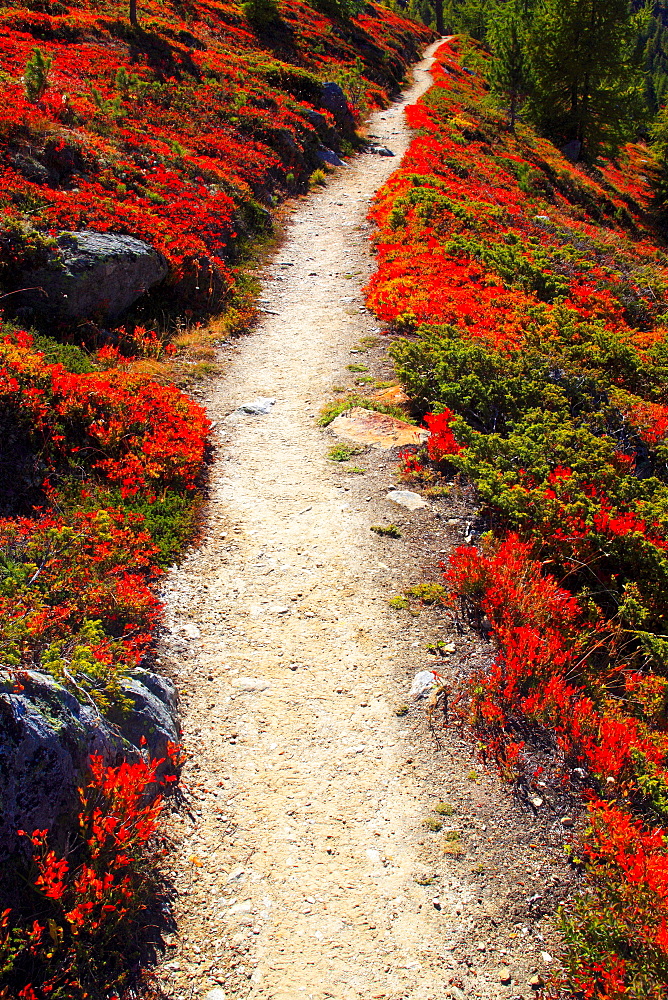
156, 41, 523, 1000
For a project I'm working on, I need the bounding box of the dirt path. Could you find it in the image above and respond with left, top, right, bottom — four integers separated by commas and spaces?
154, 41, 569, 1000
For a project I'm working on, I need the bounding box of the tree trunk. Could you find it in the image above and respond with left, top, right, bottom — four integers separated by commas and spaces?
129, 0, 138, 27
433, 0, 444, 36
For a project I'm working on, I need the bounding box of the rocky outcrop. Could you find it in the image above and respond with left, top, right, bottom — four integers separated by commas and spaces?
305, 108, 340, 151
18, 230, 168, 321
0, 666, 179, 859
320, 82, 355, 132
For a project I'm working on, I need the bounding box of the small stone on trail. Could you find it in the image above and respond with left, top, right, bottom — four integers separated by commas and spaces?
410, 670, 437, 700
449, 987, 466, 1000
237, 397, 276, 416
561, 816, 574, 827
529, 974, 545, 989
529, 795, 544, 808
179, 622, 201, 639
204, 990, 227, 1000
499, 967, 512, 984
233, 677, 271, 692
386, 489, 429, 511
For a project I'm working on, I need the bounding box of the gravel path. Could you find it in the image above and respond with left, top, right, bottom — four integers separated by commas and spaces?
154, 40, 567, 1000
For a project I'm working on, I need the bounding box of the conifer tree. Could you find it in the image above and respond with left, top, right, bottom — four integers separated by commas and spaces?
23, 47, 52, 103
526, 0, 644, 159
449, 0, 491, 40
487, 2, 529, 129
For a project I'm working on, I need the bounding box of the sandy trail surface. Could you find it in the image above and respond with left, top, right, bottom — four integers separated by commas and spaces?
155, 40, 548, 1000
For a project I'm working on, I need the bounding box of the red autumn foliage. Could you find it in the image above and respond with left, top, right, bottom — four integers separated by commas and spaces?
424, 409, 461, 461
0, 333, 209, 498
0, 748, 180, 1000
0, 0, 431, 301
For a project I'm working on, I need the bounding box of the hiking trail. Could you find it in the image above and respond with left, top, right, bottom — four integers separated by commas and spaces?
156, 40, 562, 1000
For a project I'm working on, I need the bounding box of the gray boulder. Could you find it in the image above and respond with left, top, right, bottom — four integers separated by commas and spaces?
369, 144, 395, 157
305, 108, 338, 148
120, 666, 180, 760
269, 127, 301, 159
320, 82, 355, 131
316, 147, 346, 167
21, 230, 169, 321
0, 666, 179, 859
9, 152, 51, 185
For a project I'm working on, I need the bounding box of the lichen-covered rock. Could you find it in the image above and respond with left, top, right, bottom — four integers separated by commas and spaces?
20, 230, 169, 321
0, 667, 179, 859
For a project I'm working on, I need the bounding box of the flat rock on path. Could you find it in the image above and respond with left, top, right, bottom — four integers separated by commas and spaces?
329, 407, 426, 449
157, 38, 536, 1000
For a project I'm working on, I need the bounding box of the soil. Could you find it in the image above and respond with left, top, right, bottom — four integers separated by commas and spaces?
154, 41, 581, 1000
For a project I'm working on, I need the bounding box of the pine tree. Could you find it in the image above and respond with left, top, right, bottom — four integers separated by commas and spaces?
487, 2, 529, 129
526, 0, 645, 159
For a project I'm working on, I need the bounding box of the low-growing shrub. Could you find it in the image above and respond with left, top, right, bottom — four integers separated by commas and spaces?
327, 443, 361, 461
388, 594, 409, 609
318, 394, 412, 426
309, 168, 327, 187
371, 523, 401, 537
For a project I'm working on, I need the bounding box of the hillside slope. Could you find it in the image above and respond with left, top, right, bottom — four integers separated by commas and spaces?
367, 36, 668, 998
0, 0, 431, 326
0, 6, 432, 998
